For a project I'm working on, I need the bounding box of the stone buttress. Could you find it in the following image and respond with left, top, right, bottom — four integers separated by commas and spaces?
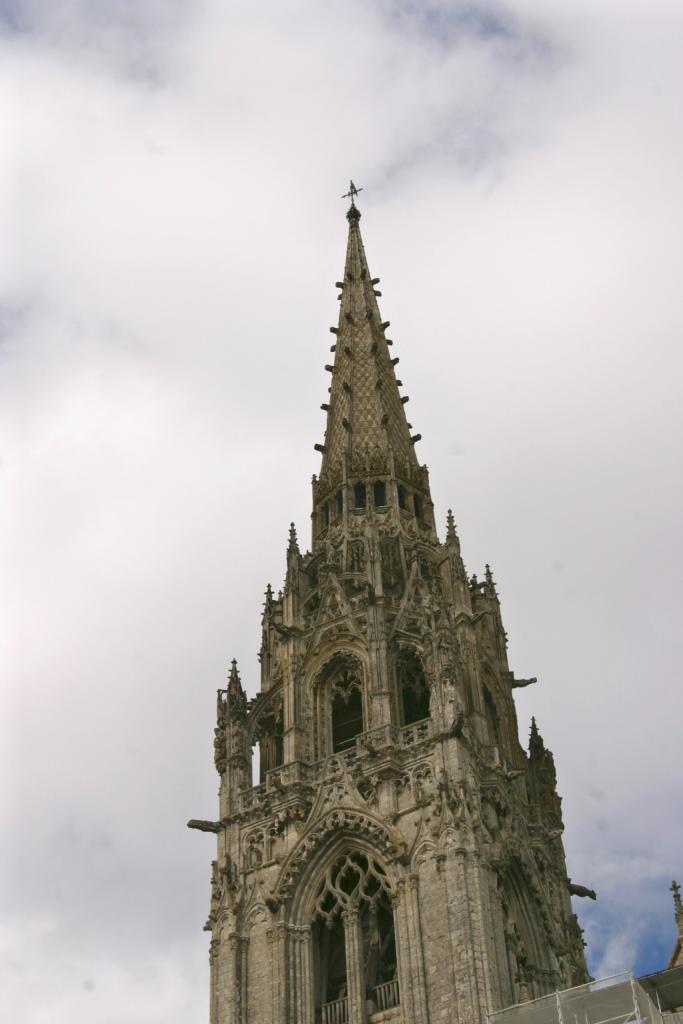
189, 197, 591, 1024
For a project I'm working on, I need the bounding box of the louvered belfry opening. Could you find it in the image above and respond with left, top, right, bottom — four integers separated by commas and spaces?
331, 669, 364, 753
397, 649, 430, 726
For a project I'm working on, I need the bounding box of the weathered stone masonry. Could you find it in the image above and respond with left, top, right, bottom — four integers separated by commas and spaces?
189, 196, 590, 1024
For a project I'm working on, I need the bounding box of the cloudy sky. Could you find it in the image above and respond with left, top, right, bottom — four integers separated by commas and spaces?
2, 1, 682, 1021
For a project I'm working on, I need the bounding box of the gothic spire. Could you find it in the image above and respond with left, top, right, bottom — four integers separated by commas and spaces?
317, 197, 419, 478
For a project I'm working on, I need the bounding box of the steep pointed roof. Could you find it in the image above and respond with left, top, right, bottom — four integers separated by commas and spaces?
318, 201, 419, 480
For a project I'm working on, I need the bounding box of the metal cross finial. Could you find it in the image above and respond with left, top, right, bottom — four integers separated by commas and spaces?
342, 180, 363, 203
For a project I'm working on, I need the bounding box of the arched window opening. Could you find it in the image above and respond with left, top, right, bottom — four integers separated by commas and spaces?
397, 485, 407, 510
313, 916, 347, 1012
321, 502, 330, 529
397, 650, 430, 726
312, 853, 399, 1023
413, 494, 423, 520
252, 704, 284, 783
331, 670, 364, 752
373, 480, 387, 507
353, 482, 367, 509
363, 895, 398, 1006
335, 490, 344, 517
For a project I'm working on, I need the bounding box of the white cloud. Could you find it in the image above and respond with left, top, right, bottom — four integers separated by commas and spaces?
2, 1, 682, 1020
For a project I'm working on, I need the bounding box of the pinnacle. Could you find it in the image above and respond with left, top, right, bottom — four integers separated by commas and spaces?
446, 509, 457, 541
529, 716, 546, 758
225, 657, 247, 720
228, 658, 241, 685
287, 522, 299, 555
317, 204, 420, 482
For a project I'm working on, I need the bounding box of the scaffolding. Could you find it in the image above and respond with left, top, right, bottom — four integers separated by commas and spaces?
487, 973, 667, 1024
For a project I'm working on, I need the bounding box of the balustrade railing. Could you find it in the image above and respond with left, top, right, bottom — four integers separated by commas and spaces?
238, 717, 435, 808
400, 718, 430, 745
319, 995, 348, 1024
370, 978, 400, 1012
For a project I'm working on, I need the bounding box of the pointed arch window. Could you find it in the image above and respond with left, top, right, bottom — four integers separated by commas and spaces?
331, 669, 364, 752
397, 485, 407, 511
312, 852, 399, 1023
413, 494, 423, 520
397, 649, 430, 726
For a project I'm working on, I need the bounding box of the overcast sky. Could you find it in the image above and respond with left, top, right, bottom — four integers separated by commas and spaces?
2, 1, 682, 1021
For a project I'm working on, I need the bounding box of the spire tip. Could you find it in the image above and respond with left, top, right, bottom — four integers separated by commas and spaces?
342, 180, 363, 222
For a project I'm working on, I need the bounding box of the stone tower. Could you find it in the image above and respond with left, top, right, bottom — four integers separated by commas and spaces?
189, 195, 590, 1024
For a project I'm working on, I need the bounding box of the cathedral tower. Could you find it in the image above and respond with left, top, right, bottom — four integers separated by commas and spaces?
189, 193, 590, 1024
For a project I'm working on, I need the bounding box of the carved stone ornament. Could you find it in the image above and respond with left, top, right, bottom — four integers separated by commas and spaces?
270, 808, 406, 906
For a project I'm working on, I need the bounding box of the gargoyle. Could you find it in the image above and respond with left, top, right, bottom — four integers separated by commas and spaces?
272, 623, 301, 639
511, 676, 537, 689
567, 879, 597, 900
187, 819, 222, 834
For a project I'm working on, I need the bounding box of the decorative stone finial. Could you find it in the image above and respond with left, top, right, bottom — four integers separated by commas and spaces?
288, 522, 299, 555
446, 509, 457, 541
485, 564, 493, 583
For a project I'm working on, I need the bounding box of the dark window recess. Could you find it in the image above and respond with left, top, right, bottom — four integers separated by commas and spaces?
314, 916, 347, 1007
321, 502, 330, 528
331, 673, 364, 752
254, 710, 284, 783
363, 898, 398, 996
413, 494, 423, 520
353, 482, 367, 509
373, 481, 387, 507
398, 650, 430, 725
397, 485, 407, 510
335, 490, 344, 516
